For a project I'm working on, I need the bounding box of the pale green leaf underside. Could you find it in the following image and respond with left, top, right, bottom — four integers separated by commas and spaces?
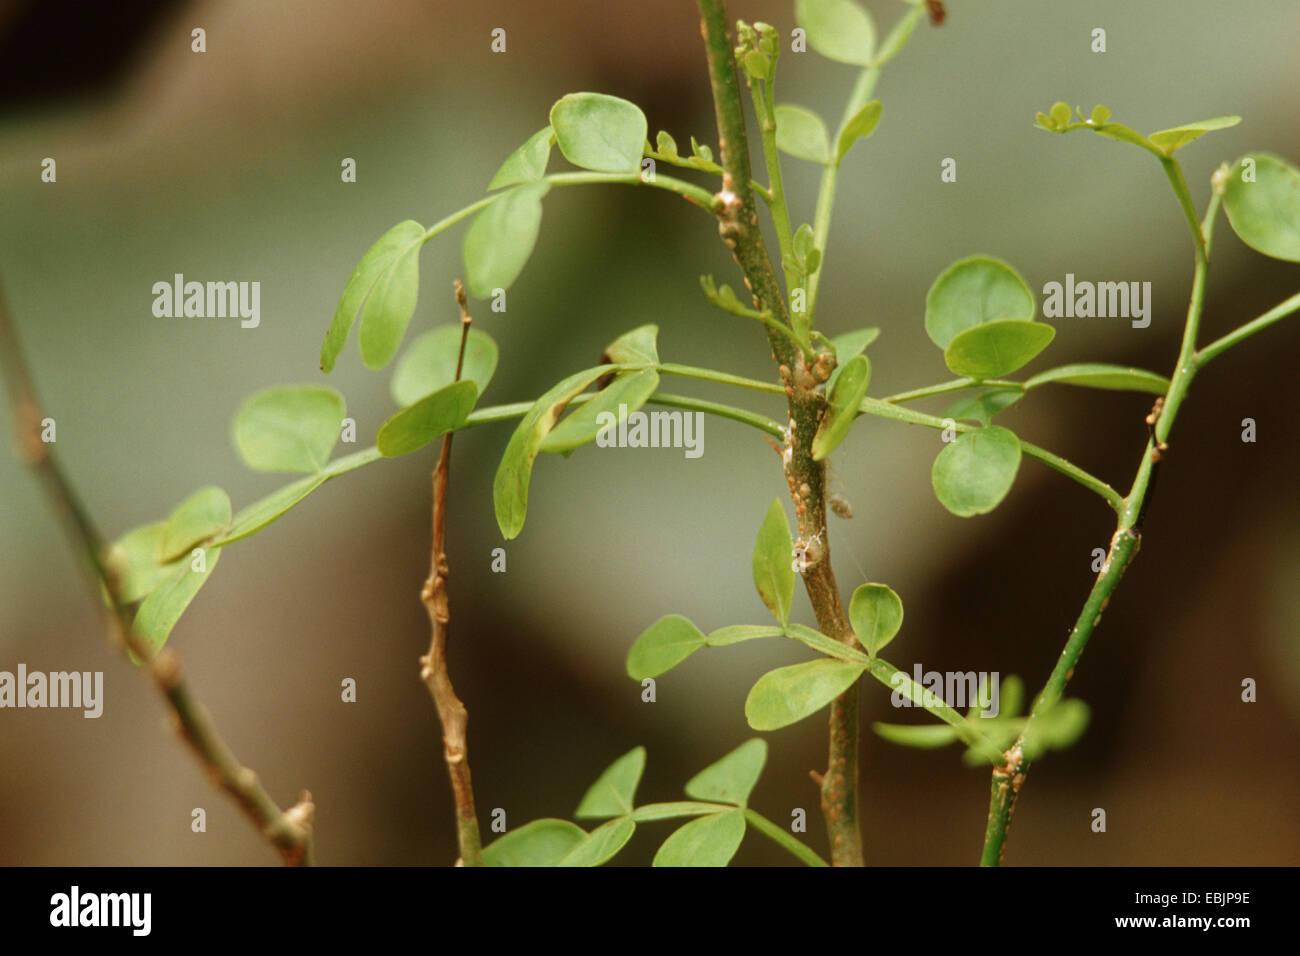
232, 385, 345, 474
795, 0, 876, 67
159, 486, 231, 563
745, 658, 867, 731
463, 181, 549, 299
390, 326, 499, 407
376, 380, 478, 457
493, 366, 608, 539
575, 746, 646, 819
550, 92, 647, 173
813, 353, 870, 460
684, 739, 767, 807
652, 811, 746, 867
752, 498, 796, 624
626, 614, 707, 680
321, 219, 425, 373
482, 818, 585, 866
931, 424, 1022, 517
944, 320, 1055, 379
1223, 152, 1300, 262
488, 126, 555, 190
775, 103, 831, 164
925, 255, 1035, 349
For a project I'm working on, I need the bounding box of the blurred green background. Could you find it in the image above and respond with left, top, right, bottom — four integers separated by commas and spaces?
1, 0, 1297, 865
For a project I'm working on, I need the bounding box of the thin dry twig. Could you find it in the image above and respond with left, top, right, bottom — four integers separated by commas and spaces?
418, 279, 484, 867
0, 278, 314, 866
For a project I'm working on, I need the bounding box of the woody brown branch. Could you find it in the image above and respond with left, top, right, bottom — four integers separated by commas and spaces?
0, 279, 314, 866
418, 281, 484, 867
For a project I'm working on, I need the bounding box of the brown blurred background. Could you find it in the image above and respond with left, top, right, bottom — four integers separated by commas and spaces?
0, 0, 1297, 866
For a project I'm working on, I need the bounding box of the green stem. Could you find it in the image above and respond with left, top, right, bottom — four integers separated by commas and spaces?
1159, 156, 1208, 266
463, 389, 783, 438
1154, 191, 1219, 445
807, 67, 878, 325
979, 526, 1141, 866
542, 171, 721, 210
657, 362, 784, 395
882, 378, 1024, 403
748, 75, 797, 295
981, 185, 1226, 866
426, 172, 720, 246
646, 392, 783, 438
743, 808, 830, 867
1196, 291, 1300, 368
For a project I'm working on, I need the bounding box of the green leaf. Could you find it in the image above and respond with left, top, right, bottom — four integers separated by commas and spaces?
795, 0, 876, 66
829, 327, 880, 363
990, 674, 1025, 719
775, 104, 831, 164
376, 380, 478, 457
655, 130, 679, 157
390, 326, 499, 406
550, 92, 647, 173
689, 136, 715, 165
539, 368, 659, 454
558, 817, 636, 867
159, 486, 231, 563
1223, 153, 1300, 262
493, 366, 607, 539
575, 746, 646, 819
321, 219, 425, 373
105, 522, 173, 604
705, 624, 784, 647
463, 181, 549, 299
745, 658, 867, 731
742, 50, 772, 81
133, 547, 221, 656
1023, 699, 1091, 759
211, 448, 380, 548
925, 255, 1035, 349
652, 811, 746, 867
752, 499, 796, 625
943, 320, 1055, 379
684, 739, 767, 807
1089, 104, 1111, 126
232, 385, 345, 474
626, 614, 707, 680
1024, 363, 1169, 395
873, 722, 960, 749
482, 818, 586, 867
942, 388, 1023, 426
488, 126, 555, 190
1147, 115, 1240, 155
600, 324, 660, 366
812, 353, 870, 460
836, 99, 882, 162
793, 223, 818, 271
848, 582, 904, 656
931, 424, 1022, 517
1048, 101, 1071, 128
